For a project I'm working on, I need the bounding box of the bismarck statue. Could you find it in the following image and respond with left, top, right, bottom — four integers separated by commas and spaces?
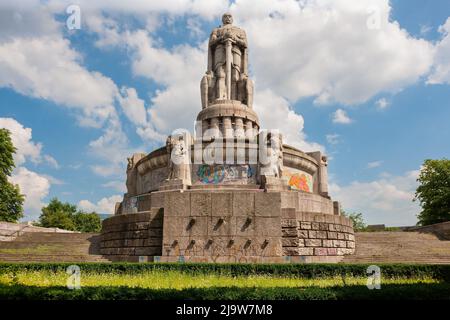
100, 13, 356, 264
201, 13, 253, 108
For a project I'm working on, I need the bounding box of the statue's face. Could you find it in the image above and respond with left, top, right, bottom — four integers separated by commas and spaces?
222, 13, 233, 25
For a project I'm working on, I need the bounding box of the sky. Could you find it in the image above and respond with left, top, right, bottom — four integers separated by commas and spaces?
0, 0, 449, 226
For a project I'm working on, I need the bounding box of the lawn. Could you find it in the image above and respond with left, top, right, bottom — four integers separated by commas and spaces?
0, 263, 449, 300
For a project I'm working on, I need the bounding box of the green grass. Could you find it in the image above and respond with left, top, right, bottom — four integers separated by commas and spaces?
0, 263, 449, 300
0, 244, 67, 255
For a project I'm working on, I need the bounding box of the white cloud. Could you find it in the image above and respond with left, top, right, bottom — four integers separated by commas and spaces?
0, 117, 58, 168
330, 170, 420, 226
9, 167, 51, 221
254, 89, 323, 151
326, 133, 340, 145
233, 0, 434, 105
332, 109, 352, 124
375, 98, 390, 110
0, 36, 118, 128
367, 160, 383, 169
428, 17, 450, 85
78, 194, 122, 214
101, 180, 127, 193
118, 86, 147, 126
88, 117, 132, 178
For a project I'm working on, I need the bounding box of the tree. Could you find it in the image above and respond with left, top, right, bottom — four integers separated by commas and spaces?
341, 210, 367, 231
415, 159, 450, 226
39, 198, 77, 230
0, 128, 24, 222
73, 212, 101, 232
38, 198, 102, 232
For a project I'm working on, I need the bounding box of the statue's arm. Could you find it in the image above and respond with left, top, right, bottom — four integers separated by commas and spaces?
209, 28, 220, 46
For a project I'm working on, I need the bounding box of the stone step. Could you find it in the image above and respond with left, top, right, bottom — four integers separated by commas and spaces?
341, 231, 450, 264
0, 253, 109, 263
0, 232, 106, 263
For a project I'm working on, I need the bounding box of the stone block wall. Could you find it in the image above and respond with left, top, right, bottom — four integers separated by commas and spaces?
160, 190, 283, 262
100, 190, 354, 263
281, 209, 355, 260
100, 209, 163, 262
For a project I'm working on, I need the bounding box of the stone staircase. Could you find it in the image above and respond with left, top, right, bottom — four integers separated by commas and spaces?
341, 231, 450, 264
0, 232, 109, 263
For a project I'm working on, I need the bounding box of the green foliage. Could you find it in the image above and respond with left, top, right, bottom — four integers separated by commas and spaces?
0, 263, 449, 300
38, 198, 101, 232
0, 182, 25, 223
341, 210, 367, 231
73, 212, 101, 232
0, 129, 24, 222
39, 198, 77, 230
415, 159, 450, 226
0, 129, 16, 177
0, 262, 449, 281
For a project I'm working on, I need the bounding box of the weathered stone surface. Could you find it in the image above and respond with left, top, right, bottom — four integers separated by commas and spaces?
305, 239, 322, 247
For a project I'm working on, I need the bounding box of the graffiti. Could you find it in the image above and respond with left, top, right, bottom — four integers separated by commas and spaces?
196, 164, 253, 184
284, 170, 313, 193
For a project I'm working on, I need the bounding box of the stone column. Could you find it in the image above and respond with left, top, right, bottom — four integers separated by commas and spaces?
319, 155, 329, 196
210, 117, 220, 139
223, 116, 233, 139
252, 124, 259, 139
245, 120, 254, 140
234, 117, 245, 139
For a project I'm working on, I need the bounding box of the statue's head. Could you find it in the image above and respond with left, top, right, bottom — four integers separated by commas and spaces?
222, 13, 233, 25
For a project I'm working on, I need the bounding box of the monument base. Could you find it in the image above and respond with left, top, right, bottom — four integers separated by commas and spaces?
100, 189, 355, 263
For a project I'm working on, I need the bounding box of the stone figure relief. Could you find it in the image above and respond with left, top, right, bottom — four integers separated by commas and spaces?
260, 132, 283, 178
166, 132, 192, 184
200, 13, 254, 108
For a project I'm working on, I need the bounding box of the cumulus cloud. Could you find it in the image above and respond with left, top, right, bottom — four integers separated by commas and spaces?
332, 109, 352, 124
0, 117, 58, 168
254, 89, 323, 151
9, 167, 51, 220
78, 195, 123, 214
233, 0, 434, 105
428, 17, 450, 85
330, 170, 421, 226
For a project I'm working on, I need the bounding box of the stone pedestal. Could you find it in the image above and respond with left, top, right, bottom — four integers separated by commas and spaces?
159, 179, 189, 191
261, 176, 289, 191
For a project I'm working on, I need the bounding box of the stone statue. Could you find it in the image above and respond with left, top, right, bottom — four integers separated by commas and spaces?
260, 132, 283, 178
200, 13, 253, 108
166, 133, 191, 184
125, 153, 146, 197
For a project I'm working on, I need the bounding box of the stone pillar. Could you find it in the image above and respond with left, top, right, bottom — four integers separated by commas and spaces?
234, 117, 245, 139
320, 155, 329, 196
245, 120, 253, 140
223, 116, 233, 139
253, 124, 259, 139
210, 117, 220, 139
307, 151, 328, 196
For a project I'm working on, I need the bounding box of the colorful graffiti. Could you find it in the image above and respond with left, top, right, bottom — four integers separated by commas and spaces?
284, 170, 313, 192
196, 164, 253, 184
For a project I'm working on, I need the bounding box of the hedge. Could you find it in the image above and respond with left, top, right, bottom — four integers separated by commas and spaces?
1, 283, 449, 300
1, 262, 450, 281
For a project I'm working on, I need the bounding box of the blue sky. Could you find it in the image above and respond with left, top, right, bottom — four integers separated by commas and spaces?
0, 0, 449, 226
